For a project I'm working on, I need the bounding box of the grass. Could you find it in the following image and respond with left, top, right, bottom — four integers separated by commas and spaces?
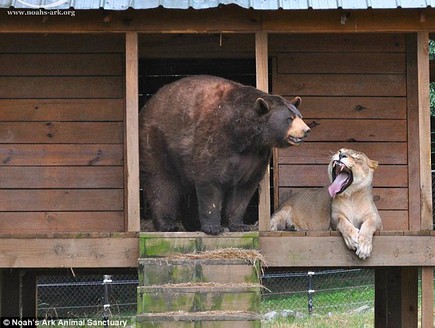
262, 311, 374, 328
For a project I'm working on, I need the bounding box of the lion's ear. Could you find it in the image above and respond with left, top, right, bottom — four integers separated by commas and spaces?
369, 160, 379, 170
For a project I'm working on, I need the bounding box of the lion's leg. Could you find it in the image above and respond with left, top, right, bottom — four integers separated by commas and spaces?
356, 214, 380, 259
333, 214, 359, 251
270, 205, 295, 231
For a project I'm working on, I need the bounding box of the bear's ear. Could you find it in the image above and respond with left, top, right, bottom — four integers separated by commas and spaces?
290, 96, 302, 108
254, 98, 270, 115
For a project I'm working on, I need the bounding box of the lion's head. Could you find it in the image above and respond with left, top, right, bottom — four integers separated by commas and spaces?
327, 148, 378, 198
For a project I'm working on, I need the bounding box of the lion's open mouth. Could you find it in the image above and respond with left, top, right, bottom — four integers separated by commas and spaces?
328, 160, 353, 198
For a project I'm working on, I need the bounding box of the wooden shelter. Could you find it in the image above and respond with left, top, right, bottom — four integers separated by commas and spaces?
0, 2, 434, 327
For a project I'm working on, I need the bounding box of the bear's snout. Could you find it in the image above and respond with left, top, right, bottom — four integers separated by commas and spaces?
287, 116, 310, 145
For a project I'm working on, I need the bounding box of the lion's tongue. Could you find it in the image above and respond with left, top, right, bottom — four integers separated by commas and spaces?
328, 173, 348, 198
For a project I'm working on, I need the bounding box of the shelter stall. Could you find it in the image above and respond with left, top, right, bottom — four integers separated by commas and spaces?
0, 3, 433, 327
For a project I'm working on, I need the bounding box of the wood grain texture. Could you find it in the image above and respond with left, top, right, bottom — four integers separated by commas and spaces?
0, 190, 123, 211
0, 167, 123, 188
0, 237, 138, 268
0, 122, 123, 144
259, 235, 435, 267
0, 77, 123, 99
0, 212, 124, 233
0, 99, 124, 122
0, 144, 123, 166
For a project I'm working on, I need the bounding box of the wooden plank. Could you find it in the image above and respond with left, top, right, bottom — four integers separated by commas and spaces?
421, 268, 434, 328
0, 7, 262, 33
256, 32, 270, 232
278, 142, 407, 165
0, 122, 123, 144
0, 212, 125, 233
259, 235, 435, 267
0, 144, 123, 166
274, 74, 406, 96
0, 10, 433, 34
0, 237, 139, 268
0, 167, 123, 188
0, 77, 123, 99
293, 96, 407, 120
0, 54, 123, 76
263, 9, 435, 33
378, 211, 409, 231
0, 34, 124, 53
0, 190, 123, 211
269, 33, 406, 53
401, 268, 419, 328
277, 53, 406, 74
278, 165, 407, 187
125, 32, 140, 232
0, 99, 124, 122
138, 34, 255, 58
416, 33, 433, 230
278, 187, 408, 210
301, 119, 406, 142
407, 34, 420, 231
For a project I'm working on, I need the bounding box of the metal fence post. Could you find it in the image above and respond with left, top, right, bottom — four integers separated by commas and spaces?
307, 271, 315, 315
103, 275, 112, 326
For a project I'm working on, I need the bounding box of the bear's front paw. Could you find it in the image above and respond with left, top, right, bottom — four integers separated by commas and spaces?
154, 219, 179, 232
201, 225, 225, 235
229, 223, 253, 232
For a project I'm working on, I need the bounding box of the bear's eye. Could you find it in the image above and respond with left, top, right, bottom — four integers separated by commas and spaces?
286, 116, 294, 124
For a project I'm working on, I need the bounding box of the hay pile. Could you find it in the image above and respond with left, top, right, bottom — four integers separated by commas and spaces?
167, 248, 267, 267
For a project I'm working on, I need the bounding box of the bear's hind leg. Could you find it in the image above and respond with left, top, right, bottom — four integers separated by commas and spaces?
224, 185, 257, 232
142, 173, 181, 232
196, 184, 225, 235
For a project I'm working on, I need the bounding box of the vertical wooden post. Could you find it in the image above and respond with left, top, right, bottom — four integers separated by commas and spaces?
125, 32, 140, 232
415, 32, 434, 328
416, 32, 433, 231
255, 31, 270, 231
421, 268, 434, 328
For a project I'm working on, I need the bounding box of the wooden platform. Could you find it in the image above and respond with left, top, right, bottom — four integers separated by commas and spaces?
0, 232, 433, 268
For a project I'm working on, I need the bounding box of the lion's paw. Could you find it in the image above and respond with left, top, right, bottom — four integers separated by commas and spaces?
342, 231, 359, 251
356, 235, 373, 260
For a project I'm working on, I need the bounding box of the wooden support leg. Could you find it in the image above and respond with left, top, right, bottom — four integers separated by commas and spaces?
421, 267, 434, 328
375, 267, 418, 328
0, 269, 36, 318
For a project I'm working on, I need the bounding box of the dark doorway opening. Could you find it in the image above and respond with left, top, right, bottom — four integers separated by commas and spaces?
138, 58, 266, 229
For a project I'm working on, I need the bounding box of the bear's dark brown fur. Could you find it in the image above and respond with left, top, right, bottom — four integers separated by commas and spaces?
139, 75, 310, 235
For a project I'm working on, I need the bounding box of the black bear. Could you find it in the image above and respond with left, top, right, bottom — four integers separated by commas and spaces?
139, 75, 310, 235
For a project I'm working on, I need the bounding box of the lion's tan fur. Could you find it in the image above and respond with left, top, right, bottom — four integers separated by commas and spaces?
270, 148, 382, 259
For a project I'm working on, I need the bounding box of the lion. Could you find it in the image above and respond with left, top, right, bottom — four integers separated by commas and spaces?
270, 148, 382, 259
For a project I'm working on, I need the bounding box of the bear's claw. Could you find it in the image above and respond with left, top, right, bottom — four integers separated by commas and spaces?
201, 225, 225, 235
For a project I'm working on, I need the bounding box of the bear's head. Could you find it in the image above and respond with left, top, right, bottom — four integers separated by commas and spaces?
255, 96, 310, 148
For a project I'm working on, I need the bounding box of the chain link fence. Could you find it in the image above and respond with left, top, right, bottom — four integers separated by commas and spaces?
37, 274, 137, 321
261, 268, 375, 325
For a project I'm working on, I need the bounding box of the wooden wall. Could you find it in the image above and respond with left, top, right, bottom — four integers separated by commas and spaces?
0, 34, 126, 233
270, 33, 409, 231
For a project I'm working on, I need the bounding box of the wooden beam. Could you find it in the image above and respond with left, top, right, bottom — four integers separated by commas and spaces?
255, 32, 270, 232
2, 8, 435, 33
259, 235, 435, 267
125, 32, 140, 232
0, 235, 139, 268
416, 32, 433, 231
407, 34, 422, 231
